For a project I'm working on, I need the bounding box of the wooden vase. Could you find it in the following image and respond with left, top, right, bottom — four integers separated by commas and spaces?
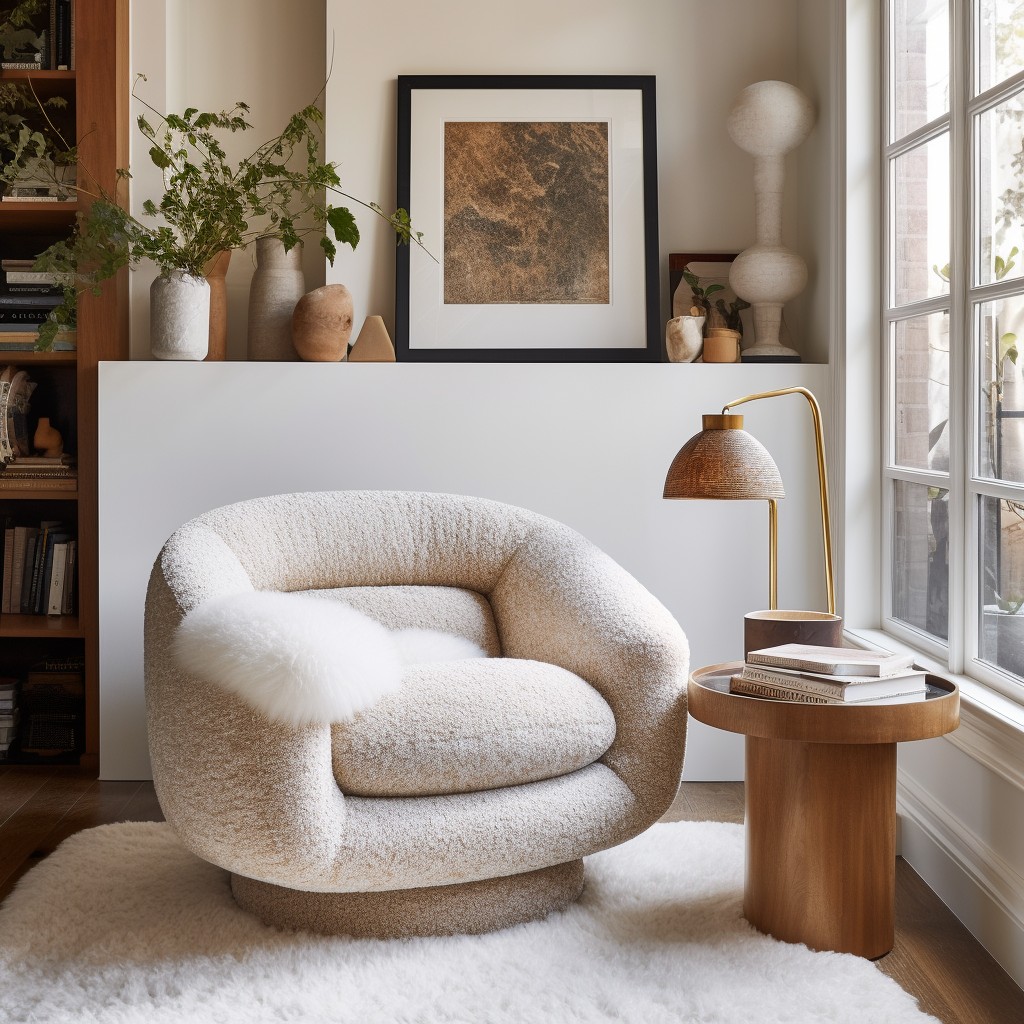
204, 250, 232, 361
292, 284, 354, 361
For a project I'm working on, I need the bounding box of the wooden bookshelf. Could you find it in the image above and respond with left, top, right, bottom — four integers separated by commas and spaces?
1, 1, 129, 771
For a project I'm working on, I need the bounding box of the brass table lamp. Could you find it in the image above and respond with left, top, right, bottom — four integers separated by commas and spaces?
663, 386, 835, 616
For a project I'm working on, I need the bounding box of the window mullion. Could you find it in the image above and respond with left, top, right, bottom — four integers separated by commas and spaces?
947, 0, 971, 674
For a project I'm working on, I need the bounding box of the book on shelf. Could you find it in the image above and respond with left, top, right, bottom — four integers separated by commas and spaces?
26, 519, 61, 614
61, 537, 75, 615
0, 193, 75, 204
745, 643, 916, 678
0, 294, 63, 309
9, 526, 34, 614
3, 274, 69, 289
34, 526, 69, 614
731, 665, 927, 703
0, 474, 76, 490
728, 676, 927, 705
0, 60, 43, 69
0, 309, 55, 325
46, 539, 68, 615
54, 0, 72, 70
1, 525, 13, 613
0, 330, 76, 352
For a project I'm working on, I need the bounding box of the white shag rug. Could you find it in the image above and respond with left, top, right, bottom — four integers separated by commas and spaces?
0, 820, 937, 1024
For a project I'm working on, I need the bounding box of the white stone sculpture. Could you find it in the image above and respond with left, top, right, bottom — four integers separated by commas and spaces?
727, 81, 815, 361
666, 315, 705, 362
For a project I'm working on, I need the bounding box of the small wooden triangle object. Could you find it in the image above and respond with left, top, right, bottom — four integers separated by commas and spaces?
349, 315, 396, 362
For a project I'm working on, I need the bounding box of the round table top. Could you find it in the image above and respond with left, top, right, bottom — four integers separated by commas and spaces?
688, 662, 960, 745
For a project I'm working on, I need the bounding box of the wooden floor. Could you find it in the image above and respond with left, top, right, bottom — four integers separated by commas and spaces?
1, 770, 1022, 1023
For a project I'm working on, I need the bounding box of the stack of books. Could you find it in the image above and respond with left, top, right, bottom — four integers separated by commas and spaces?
0, 678, 17, 761
1, 518, 77, 616
730, 643, 927, 704
0, 454, 77, 491
0, 261, 72, 352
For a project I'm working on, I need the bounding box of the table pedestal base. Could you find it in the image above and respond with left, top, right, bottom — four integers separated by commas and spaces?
744, 736, 897, 958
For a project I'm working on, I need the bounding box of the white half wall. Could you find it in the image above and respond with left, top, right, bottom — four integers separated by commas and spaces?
99, 361, 829, 779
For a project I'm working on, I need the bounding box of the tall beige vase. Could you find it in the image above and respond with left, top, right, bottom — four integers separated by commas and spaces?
247, 236, 305, 361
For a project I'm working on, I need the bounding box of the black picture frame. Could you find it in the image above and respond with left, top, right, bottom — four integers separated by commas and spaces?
396, 74, 660, 362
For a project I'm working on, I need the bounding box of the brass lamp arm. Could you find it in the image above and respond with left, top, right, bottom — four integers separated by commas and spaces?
721, 387, 835, 615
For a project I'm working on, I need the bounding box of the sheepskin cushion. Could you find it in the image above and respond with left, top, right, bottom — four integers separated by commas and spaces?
331, 658, 617, 797
308, 585, 502, 657
171, 592, 484, 728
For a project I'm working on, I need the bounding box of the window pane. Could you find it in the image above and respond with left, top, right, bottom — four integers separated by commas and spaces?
891, 0, 950, 140
980, 495, 1024, 677
977, 0, 1024, 95
975, 89, 1024, 287
977, 293, 1024, 481
894, 312, 951, 470
891, 134, 951, 306
892, 480, 950, 640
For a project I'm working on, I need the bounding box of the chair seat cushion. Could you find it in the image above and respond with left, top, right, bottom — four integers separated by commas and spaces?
331, 659, 616, 797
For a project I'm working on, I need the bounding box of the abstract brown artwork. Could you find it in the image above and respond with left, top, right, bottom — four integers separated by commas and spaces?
443, 121, 610, 305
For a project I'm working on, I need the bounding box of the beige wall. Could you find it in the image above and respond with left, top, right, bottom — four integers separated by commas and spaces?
324, 0, 836, 363
129, 0, 326, 360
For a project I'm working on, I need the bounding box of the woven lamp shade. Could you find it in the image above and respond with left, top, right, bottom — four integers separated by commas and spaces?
663, 414, 786, 500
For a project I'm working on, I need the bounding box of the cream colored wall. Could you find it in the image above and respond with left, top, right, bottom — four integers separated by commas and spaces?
129, 0, 326, 360
324, 0, 835, 362
130, 0, 835, 361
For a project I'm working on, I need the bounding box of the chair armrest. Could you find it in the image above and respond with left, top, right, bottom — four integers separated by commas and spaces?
145, 523, 347, 884
489, 522, 689, 824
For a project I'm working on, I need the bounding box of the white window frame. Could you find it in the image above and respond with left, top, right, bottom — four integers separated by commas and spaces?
882, 0, 1024, 702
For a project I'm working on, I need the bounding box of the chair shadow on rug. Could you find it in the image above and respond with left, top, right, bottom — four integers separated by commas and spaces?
145, 491, 690, 939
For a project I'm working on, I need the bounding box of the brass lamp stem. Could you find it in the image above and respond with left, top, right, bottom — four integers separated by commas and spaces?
768, 498, 778, 610
722, 387, 835, 615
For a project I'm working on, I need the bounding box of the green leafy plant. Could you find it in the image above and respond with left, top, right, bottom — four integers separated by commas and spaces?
22, 74, 431, 349
681, 268, 724, 318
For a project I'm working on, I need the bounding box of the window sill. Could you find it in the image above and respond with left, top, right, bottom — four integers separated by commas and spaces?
845, 627, 1024, 793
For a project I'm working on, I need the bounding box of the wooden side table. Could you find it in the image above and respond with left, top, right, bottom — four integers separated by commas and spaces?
688, 663, 959, 959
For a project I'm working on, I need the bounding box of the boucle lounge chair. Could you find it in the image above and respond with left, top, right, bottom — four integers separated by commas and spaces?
145, 491, 689, 937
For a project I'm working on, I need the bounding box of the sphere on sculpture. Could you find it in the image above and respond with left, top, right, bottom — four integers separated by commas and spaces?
727, 81, 815, 157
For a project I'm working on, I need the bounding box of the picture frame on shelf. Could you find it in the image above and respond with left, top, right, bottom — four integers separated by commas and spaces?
396, 74, 661, 362
669, 252, 745, 328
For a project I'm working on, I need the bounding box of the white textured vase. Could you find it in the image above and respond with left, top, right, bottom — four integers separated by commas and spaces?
247, 236, 305, 361
150, 271, 210, 361
726, 81, 815, 361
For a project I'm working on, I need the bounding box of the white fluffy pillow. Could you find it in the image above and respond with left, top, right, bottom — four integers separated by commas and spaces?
171, 591, 486, 727
392, 628, 487, 666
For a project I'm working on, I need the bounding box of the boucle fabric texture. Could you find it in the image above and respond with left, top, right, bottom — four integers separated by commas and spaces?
231, 859, 585, 937
145, 491, 689, 894
312, 584, 502, 656
331, 659, 616, 797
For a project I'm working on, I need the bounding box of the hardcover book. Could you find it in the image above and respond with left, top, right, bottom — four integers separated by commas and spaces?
735, 665, 927, 702
729, 676, 927, 705
745, 643, 916, 678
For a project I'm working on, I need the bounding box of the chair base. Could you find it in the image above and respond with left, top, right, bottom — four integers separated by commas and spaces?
230, 859, 585, 938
